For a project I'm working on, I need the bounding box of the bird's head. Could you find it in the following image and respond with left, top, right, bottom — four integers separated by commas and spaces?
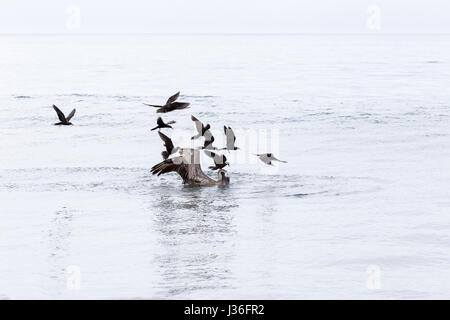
218, 169, 230, 185
205, 124, 211, 131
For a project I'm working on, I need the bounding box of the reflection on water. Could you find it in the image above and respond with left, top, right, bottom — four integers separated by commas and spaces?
150, 184, 238, 297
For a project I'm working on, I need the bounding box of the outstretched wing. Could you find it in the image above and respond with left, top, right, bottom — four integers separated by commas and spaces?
143, 103, 162, 108
53, 105, 66, 122
191, 115, 204, 134
156, 117, 164, 127
166, 91, 180, 105
158, 131, 174, 152
225, 126, 236, 148
66, 109, 76, 121
204, 129, 213, 141
203, 136, 215, 148
167, 102, 190, 112
151, 156, 189, 181
204, 150, 223, 165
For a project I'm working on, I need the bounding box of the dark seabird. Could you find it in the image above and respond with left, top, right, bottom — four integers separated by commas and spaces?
151, 117, 176, 131
221, 126, 239, 151
255, 153, 287, 165
190, 115, 211, 140
53, 105, 76, 126
151, 148, 230, 185
158, 131, 180, 160
204, 150, 230, 170
144, 91, 190, 113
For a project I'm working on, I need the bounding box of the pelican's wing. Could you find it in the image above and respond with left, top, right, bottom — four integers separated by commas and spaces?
53, 105, 66, 122
66, 109, 76, 121
191, 115, 204, 134
166, 91, 180, 105
156, 117, 164, 127
158, 131, 174, 152
151, 156, 189, 181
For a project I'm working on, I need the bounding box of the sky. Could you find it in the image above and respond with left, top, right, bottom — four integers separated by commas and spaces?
1, 0, 450, 34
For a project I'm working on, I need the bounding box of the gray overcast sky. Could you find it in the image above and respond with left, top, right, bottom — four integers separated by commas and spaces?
1, 0, 450, 34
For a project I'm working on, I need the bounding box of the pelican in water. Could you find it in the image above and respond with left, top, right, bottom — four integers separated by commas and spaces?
53, 105, 76, 126
144, 91, 190, 113
151, 148, 230, 185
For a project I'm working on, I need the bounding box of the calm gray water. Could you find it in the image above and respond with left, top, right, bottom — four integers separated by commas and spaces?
0, 34, 450, 299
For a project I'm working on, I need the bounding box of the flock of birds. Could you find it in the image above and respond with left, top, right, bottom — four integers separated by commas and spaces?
52, 91, 287, 186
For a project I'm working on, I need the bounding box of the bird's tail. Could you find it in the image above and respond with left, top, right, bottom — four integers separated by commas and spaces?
143, 103, 162, 108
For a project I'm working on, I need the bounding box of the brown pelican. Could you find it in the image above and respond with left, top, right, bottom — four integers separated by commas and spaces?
158, 131, 179, 160
204, 150, 229, 170
190, 115, 211, 139
151, 117, 176, 131
151, 148, 230, 185
53, 105, 76, 126
255, 153, 287, 165
144, 91, 190, 113
221, 126, 239, 151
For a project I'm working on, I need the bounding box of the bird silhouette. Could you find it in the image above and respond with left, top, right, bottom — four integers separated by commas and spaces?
144, 91, 190, 113
53, 105, 76, 126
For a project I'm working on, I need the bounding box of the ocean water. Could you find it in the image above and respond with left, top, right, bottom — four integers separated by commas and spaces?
0, 34, 450, 299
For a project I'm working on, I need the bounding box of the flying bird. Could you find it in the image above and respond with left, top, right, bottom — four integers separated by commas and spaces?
199, 135, 218, 150
151, 117, 176, 131
158, 131, 179, 160
190, 115, 211, 140
151, 148, 229, 185
204, 150, 229, 170
255, 153, 287, 166
144, 91, 190, 113
221, 126, 239, 151
53, 105, 76, 126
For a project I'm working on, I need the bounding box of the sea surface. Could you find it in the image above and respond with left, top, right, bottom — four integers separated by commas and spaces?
0, 34, 450, 299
